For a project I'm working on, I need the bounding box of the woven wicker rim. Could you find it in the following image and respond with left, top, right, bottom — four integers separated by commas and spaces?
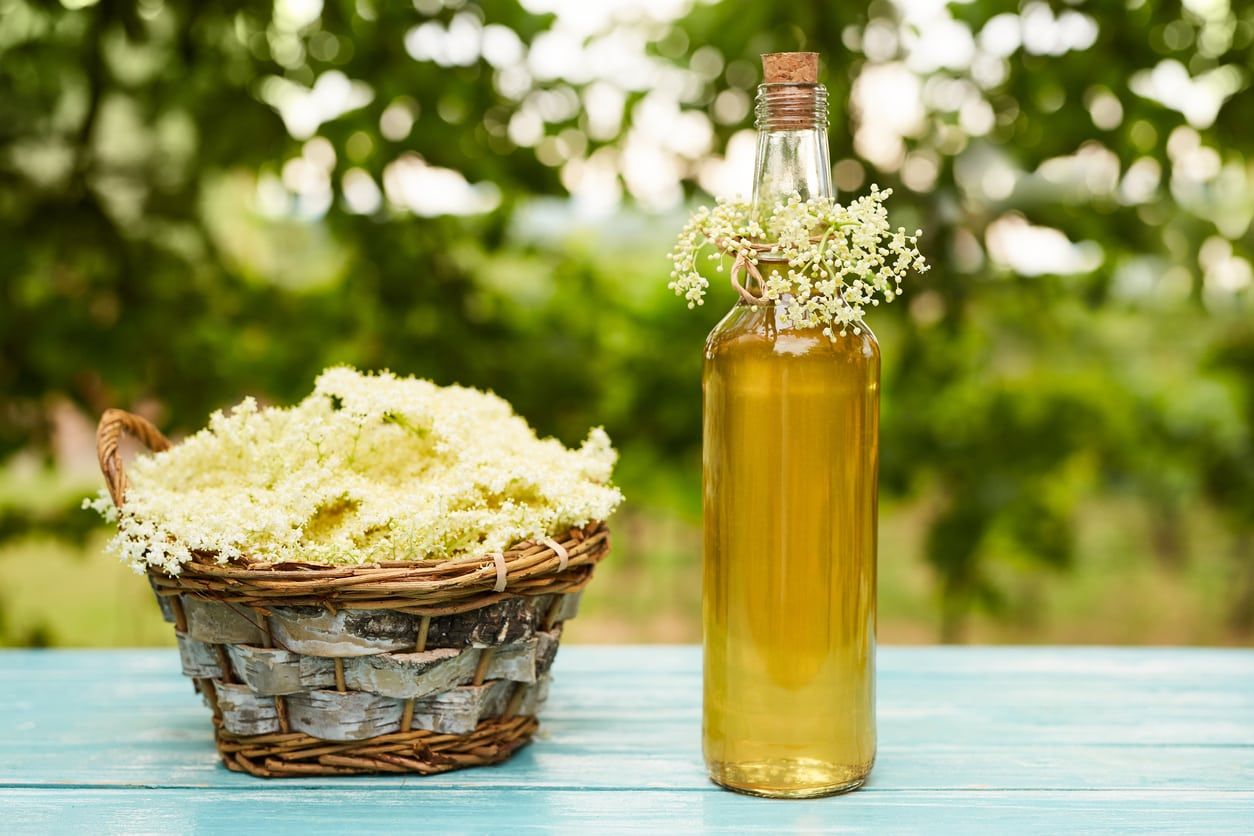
217, 715, 540, 777
96, 408, 611, 615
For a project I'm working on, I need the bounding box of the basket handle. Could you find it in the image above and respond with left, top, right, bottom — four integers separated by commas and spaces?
96, 408, 172, 509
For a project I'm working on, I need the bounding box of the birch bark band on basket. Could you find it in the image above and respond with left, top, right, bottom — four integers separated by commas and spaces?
96, 408, 611, 777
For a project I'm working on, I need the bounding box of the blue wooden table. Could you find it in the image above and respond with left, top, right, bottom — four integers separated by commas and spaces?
2, 647, 1252, 833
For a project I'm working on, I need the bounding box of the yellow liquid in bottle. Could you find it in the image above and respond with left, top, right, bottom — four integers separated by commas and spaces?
702, 299, 879, 798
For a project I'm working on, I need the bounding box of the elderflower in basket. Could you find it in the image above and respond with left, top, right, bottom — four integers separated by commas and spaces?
89, 367, 620, 778
87, 367, 621, 574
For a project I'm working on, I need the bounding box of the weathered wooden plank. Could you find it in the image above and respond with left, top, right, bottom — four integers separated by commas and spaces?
341, 648, 473, 699
174, 632, 223, 679
408, 681, 514, 734
179, 597, 267, 645
269, 607, 417, 656
212, 681, 280, 736
3, 647, 1254, 797
286, 690, 404, 741
6, 788, 1254, 834
225, 645, 304, 696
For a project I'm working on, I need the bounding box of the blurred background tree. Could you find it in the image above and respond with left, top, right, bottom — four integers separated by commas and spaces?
0, 0, 1249, 645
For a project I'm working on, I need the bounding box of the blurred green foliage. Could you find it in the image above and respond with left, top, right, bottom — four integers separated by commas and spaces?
0, 0, 1250, 643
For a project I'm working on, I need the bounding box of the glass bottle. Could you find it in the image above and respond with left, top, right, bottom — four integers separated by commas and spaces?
702, 53, 879, 799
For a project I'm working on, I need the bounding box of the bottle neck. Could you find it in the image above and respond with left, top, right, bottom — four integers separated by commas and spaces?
750, 83, 833, 216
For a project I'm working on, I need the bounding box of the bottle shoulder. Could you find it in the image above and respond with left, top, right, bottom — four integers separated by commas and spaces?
705, 303, 880, 364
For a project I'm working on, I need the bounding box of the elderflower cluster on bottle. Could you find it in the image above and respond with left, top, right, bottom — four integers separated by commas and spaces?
84, 367, 623, 574
667, 186, 929, 336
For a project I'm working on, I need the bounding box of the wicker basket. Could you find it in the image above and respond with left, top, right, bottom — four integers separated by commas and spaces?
96, 408, 611, 777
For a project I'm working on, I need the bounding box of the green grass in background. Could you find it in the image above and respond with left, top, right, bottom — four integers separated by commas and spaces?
1, 496, 1239, 648
0, 533, 173, 647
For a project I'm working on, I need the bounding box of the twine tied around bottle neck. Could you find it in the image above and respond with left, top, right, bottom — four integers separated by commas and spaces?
730, 252, 769, 305
718, 237, 777, 306
719, 234, 837, 305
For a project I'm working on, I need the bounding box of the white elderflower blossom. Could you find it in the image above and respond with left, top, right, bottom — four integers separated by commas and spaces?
668, 186, 929, 335
87, 368, 623, 573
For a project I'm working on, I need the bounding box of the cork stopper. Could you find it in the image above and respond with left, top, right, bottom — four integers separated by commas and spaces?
755, 53, 825, 130
761, 52, 819, 84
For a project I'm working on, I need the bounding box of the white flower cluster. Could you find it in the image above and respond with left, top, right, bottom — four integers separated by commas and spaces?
667, 186, 929, 335
85, 367, 623, 574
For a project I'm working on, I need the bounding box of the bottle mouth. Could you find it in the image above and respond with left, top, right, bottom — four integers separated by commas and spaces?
755, 83, 828, 131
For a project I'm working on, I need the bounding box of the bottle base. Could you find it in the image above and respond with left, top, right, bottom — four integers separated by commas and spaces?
707, 758, 870, 799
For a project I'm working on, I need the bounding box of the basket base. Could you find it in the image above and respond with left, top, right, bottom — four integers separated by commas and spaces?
216, 714, 539, 777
